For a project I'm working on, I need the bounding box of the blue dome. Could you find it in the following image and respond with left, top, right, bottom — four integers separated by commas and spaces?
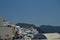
33, 34, 47, 39
28, 32, 34, 34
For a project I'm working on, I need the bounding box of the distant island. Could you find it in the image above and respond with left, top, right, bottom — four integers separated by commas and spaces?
16, 23, 60, 33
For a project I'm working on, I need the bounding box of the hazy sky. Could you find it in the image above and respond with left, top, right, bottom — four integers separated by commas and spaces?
0, 0, 60, 26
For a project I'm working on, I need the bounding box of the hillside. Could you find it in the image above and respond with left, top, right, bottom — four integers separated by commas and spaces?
16, 23, 37, 29
16, 23, 60, 33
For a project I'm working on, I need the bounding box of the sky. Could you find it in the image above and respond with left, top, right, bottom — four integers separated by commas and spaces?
0, 0, 60, 26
